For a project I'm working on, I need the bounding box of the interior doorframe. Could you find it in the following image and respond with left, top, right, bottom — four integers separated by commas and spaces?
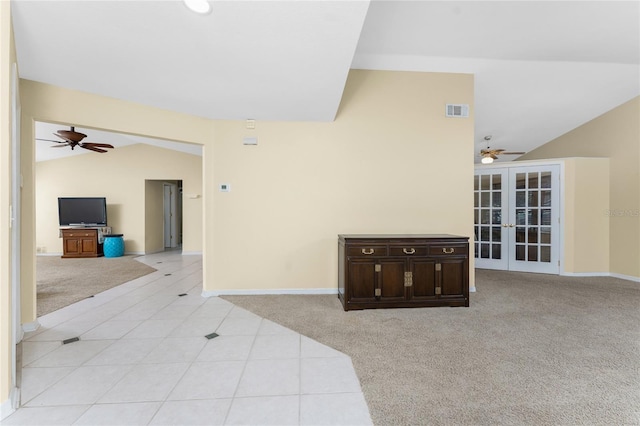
10, 62, 22, 411
163, 182, 178, 248
474, 159, 565, 274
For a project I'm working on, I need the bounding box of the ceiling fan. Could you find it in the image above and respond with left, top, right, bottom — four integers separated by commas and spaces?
36, 126, 115, 153
479, 148, 526, 164
478, 136, 525, 164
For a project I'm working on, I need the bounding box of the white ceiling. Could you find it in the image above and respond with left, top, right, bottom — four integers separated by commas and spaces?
12, 0, 640, 163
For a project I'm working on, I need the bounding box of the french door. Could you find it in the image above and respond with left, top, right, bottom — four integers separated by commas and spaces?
474, 165, 560, 274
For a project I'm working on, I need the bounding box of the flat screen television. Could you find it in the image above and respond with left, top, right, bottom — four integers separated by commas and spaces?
58, 197, 108, 227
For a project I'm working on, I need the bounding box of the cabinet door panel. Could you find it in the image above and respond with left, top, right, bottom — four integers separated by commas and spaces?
379, 260, 405, 300
65, 238, 80, 255
348, 260, 377, 302
441, 259, 466, 297
81, 238, 96, 254
411, 259, 437, 300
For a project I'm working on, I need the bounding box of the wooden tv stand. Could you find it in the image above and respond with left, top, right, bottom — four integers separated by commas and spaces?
60, 227, 110, 258
338, 234, 470, 311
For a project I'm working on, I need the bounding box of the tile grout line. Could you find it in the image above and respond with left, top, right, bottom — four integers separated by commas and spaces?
219, 308, 260, 425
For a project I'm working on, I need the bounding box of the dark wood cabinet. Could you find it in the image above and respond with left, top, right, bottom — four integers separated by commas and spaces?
61, 228, 104, 258
338, 234, 469, 311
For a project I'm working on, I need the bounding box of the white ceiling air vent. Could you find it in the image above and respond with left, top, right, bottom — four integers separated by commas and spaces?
446, 104, 469, 118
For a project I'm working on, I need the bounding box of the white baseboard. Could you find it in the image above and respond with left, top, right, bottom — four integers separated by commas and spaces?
181, 251, 203, 256
561, 272, 610, 277
0, 387, 19, 421
36, 253, 61, 257
610, 272, 640, 283
22, 320, 40, 333
561, 272, 640, 283
202, 288, 339, 298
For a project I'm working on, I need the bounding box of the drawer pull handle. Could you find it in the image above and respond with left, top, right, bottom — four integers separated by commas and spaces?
442, 248, 455, 254
403, 248, 416, 255
361, 248, 374, 255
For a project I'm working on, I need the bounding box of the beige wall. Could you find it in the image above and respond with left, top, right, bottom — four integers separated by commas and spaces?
208, 70, 475, 292
20, 80, 212, 324
563, 158, 610, 274
0, 0, 16, 410
520, 97, 639, 279
145, 180, 165, 254
36, 144, 202, 255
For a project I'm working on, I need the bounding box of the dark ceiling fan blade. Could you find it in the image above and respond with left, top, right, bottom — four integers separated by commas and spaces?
480, 149, 504, 155
51, 144, 70, 148
37, 137, 67, 143
480, 148, 525, 157
82, 142, 114, 149
81, 145, 108, 153
56, 127, 87, 143
53, 133, 75, 144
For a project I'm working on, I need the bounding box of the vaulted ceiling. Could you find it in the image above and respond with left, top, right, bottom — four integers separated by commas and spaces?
11, 1, 640, 162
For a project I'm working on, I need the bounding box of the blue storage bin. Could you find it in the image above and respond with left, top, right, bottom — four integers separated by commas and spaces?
103, 234, 124, 257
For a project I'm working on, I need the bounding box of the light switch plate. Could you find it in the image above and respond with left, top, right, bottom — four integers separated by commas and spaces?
219, 183, 230, 192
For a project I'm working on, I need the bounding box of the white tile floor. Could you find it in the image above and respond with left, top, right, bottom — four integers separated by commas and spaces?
5, 252, 372, 425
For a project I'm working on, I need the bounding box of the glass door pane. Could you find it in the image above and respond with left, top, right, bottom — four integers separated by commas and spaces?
508, 165, 559, 274
474, 170, 508, 270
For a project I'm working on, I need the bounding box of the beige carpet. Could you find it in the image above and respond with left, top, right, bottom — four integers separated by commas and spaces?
223, 270, 640, 425
36, 255, 157, 317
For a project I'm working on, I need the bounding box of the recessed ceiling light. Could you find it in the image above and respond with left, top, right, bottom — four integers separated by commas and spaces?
183, 0, 211, 15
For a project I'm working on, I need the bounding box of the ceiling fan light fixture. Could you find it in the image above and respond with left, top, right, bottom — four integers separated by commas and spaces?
481, 156, 494, 164
183, 0, 212, 15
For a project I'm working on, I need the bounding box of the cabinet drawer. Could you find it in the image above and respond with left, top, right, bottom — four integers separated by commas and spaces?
389, 246, 427, 256
62, 230, 95, 238
428, 245, 468, 256
347, 245, 388, 257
